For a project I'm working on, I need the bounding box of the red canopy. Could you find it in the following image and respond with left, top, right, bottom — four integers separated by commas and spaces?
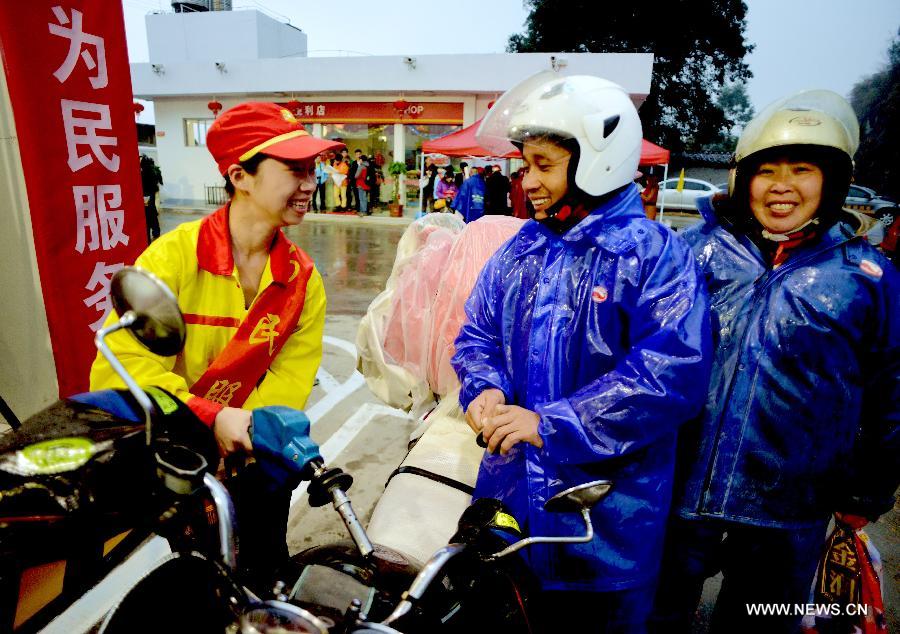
422, 117, 671, 166
639, 139, 670, 166
421, 116, 520, 158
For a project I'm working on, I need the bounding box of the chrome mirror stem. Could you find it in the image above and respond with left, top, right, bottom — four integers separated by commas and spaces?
94, 311, 157, 446
488, 507, 593, 561
203, 473, 238, 571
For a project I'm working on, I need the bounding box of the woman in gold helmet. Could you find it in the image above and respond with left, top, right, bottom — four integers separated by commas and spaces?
650, 91, 899, 633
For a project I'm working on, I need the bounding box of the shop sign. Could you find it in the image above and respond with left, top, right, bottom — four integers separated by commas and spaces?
279, 101, 463, 124
0, 1, 145, 396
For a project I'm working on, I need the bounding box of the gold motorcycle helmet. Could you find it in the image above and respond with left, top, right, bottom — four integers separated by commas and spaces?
727, 90, 860, 221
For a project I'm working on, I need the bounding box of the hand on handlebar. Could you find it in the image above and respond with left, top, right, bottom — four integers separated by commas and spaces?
213, 407, 253, 457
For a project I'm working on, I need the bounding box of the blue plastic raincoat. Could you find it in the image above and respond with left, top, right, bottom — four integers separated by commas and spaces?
673, 197, 900, 528
451, 185, 711, 592
451, 173, 486, 223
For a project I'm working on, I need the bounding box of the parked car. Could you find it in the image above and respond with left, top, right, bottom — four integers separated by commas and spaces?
657, 178, 718, 212
844, 185, 897, 227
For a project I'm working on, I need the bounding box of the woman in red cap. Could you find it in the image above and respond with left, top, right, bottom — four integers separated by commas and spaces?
90, 102, 344, 580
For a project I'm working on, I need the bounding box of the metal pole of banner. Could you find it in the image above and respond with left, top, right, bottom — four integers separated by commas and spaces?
418, 152, 426, 215
658, 163, 669, 222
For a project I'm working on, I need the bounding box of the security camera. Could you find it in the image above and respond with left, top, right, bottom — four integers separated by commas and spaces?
403, 56, 417, 70
550, 55, 568, 71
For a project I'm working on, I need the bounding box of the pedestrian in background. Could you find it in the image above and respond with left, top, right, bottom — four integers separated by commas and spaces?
455, 161, 469, 188
451, 165, 486, 222
333, 157, 349, 210
650, 90, 900, 634
140, 154, 163, 242
509, 166, 528, 219
356, 153, 370, 216
347, 148, 359, 211
422, 156, 438, 212
454, 73, 710, 633
485, 164, 511, 214
313, 154, 328, 212
640, 171, 660, 220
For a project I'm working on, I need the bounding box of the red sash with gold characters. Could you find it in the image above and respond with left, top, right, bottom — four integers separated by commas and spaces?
188, 206, 314, 408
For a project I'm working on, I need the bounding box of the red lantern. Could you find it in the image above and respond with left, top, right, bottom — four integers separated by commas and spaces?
133, 102, 145, 119
487, 100, 495, 110
392, 99, 408, 111
208, 100, 223, 116
286, 99, 301, 115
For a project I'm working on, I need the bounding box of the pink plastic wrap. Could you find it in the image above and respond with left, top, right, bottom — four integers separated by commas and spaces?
357, 213, 524, 413
428, 216, 525, 395
383, 227, 458, 375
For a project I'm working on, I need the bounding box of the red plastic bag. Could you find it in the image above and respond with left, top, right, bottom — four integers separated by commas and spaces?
802, 524, 887, 634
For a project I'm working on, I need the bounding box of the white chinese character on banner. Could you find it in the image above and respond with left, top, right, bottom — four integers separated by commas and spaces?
304, 105, 313, 116
83, 261, 124, 331
74, 185, 130, 253
48, 6, 108, 89
61, 100, 120, 172
316, 104, 326, 116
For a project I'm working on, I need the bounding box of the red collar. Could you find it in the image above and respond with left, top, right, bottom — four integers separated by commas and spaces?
197, 203, 295, 285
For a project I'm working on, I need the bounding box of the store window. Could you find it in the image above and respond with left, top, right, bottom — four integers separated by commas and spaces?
322, 123, 394, 166
404, 124, 461, 169
184, 118, 214, 147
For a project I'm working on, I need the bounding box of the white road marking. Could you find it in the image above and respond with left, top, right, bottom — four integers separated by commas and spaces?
314, 367, 340, 392
305, 371, 366, 425
322, 334, 357, 357
290, 403, 411, 508
306, 334, 362, 421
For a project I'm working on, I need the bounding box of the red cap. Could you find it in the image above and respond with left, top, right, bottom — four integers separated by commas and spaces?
206, 102, 344, 175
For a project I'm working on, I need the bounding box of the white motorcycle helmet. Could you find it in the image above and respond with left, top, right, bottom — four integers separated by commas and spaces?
476, 72, 642, 198
727, 90, 860, 225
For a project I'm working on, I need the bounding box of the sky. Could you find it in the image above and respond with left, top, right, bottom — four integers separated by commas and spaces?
121, 0, 900, 120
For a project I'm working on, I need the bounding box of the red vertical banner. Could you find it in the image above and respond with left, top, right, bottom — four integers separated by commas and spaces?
0, 2, 146, 396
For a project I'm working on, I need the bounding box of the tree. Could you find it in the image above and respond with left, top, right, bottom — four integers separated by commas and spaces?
703, 82, 755, 152
507, 0, 754, 152
850, 30, 900, 200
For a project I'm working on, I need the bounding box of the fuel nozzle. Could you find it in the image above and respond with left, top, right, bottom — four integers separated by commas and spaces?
307, 460, 374, 558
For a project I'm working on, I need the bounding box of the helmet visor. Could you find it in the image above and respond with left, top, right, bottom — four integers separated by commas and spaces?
737, 90, 860, 162
476, 71, 577, 156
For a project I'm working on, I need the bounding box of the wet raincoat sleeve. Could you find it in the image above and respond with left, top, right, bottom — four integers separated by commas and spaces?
843, 264, 900, 520
536, 237, 711, 465
453, 249, 515, 410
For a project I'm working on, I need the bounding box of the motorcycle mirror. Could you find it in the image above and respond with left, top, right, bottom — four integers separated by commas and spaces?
543, 480, 613, 514
486, 479, 614, 562
110, 267, 185, 356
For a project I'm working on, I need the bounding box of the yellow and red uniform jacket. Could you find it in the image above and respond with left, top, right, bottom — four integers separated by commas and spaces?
89, 208, 326, 426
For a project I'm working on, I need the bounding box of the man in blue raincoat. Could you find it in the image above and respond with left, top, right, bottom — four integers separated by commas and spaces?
451, 166, 486, 223
451, 74, 712, 632
650, 91, 900, 633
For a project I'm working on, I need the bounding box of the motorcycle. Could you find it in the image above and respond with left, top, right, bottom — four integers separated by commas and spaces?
0, 266, 613, 633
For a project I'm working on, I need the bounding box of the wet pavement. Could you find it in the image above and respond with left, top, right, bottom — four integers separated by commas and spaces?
284, 221, 406, 315
161, 208, 408, 316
